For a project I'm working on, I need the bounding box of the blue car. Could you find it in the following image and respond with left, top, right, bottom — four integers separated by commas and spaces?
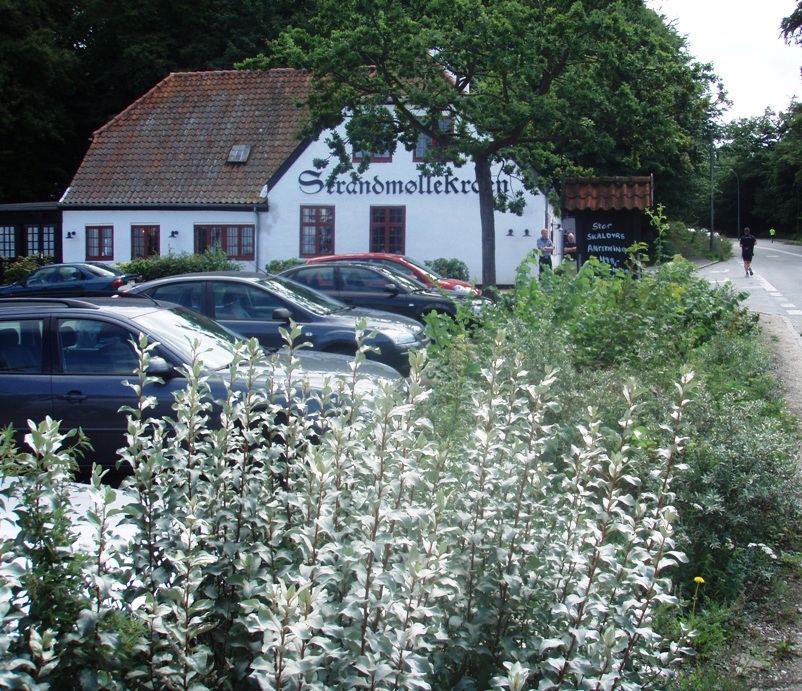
127, 271, 428, 376
0, 296, 403, 480
0, 262, 140, 297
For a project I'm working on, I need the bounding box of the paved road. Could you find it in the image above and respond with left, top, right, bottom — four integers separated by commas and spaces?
695, 240, 802, 335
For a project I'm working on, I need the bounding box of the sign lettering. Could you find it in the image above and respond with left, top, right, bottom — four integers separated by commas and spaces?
298, 169, 507, 196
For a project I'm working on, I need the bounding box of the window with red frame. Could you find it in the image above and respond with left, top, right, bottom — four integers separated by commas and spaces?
132, 225, 160, 258
300, 206, 335, 257
86, 226, 114, 260
194, 225, 254, 260
353, 148, 392, 163
369, 206, 405, 254
413, 118, 453, 162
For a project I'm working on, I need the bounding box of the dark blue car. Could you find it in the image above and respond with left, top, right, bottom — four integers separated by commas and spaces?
0, 263, 140, 297
0, 296, 403, 480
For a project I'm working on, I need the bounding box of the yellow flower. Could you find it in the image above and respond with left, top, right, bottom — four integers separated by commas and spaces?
694, 576, 705, 584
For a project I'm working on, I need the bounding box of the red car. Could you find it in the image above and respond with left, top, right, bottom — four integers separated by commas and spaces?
306, 253, 478, 295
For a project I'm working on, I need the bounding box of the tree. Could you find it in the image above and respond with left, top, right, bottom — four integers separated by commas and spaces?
0, 0, 313, 203
0, 0, 81, 201
782, 1, 802, 43
255, 0, 714, 286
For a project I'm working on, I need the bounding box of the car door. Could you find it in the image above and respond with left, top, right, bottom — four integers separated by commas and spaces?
51, 317, 183, 473
0, 316, 52, 451
209, 281, 292, 351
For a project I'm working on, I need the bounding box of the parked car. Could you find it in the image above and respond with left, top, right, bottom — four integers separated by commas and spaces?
280, 262, 486, 323
125, 272, 427, 376
0, 296, 403, 480
0, 262, 140, 297
305, 253, 478, 294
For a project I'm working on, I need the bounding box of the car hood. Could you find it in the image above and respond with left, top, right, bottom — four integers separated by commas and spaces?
265, 348, 407, 398
323, 307, 424, 333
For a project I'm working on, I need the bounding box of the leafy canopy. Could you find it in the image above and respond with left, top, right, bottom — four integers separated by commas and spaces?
250, 0, 715, 285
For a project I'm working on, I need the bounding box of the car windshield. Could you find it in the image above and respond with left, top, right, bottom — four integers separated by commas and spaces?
402, 256, 443, 281
373, 266, 430, 292
260, 275, 348, 315
84, 264, 123, 277
130, 306, 240, 370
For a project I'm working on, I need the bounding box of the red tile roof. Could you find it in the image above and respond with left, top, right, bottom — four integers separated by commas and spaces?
62, 69, 313, 207
562, 176, 653, 212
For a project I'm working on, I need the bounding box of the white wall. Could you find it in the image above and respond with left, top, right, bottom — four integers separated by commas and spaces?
62, 133, 559, 285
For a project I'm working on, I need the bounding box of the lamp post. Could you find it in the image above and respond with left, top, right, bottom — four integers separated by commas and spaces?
730, 168, 741, 237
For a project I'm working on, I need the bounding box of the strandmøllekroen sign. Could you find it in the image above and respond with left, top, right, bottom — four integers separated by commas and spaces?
298, 169, 511, 196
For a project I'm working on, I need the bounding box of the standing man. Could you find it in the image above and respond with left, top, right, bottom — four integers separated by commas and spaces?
564, 232, 577, 261
740, 227, 756, 277
769, 227, 776, 243
537, 228, 554, 274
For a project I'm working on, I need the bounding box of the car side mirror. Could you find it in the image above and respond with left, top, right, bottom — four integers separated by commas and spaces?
272, 307, 293, 321
383, 283, 400, 295
146, 356, 174, 377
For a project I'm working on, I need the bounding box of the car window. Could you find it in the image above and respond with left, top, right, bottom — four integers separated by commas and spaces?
59, 318, 140, 374
57, 266, 83, 282
379, 259, 417, 280
266, 274, 347, 315
27, 267, 58, 285
0, 319, 43, 373
341, 266, 393, 291
84, 264, 122, 277
212, 282, 284, 320
151, 282, 203, 313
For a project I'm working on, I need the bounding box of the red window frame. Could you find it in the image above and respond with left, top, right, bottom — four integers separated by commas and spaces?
353, 149, 392, 163
369, 206, 405, 254
131, 225, 160, 259
194, 225, 255, 260
413, 118, 453, 162
300, 206, 335, 257
86, 226, 114, 261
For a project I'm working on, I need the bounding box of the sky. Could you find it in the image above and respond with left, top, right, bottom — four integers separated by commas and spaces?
646, 0, 801, 121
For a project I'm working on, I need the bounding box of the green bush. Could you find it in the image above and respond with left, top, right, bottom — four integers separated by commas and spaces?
265, 257, 305, 273
0, 331, 692, 688
1, 255, 54, 284
424, 257, 470, 281
116, 249, 241, 281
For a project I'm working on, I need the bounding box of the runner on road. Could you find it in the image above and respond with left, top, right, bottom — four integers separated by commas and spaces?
740, 227, 757, 277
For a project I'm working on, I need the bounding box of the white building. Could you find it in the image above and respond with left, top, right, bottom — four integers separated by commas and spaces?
60, 70, 557, 285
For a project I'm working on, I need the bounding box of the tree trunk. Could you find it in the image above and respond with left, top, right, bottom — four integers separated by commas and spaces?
474, 154, 496, 288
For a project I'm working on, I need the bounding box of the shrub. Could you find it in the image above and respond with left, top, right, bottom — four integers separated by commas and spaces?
0, 331, 693, 688
0, 255, 54, 284
265, 257, 305, 273
424, 257, 470, 281
116, 249, 241, 281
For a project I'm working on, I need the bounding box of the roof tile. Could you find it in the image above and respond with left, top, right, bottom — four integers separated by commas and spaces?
563, 176, 653, 212
62, 69, 312, 206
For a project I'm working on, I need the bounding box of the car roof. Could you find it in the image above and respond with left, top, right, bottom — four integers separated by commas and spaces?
309, 253, 402, 261
138, 271, 272, 282
0, 295, 162, 316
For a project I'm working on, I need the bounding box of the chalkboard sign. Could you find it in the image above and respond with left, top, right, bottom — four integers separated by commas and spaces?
584, 220, 632, 268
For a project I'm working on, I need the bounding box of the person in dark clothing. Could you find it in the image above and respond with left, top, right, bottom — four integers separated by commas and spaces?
740, 227, 756, 277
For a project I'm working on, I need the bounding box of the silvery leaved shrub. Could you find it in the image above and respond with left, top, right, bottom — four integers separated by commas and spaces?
0, 323, 693, 689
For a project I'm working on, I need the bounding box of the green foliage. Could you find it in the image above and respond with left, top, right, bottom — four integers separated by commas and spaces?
263, 0, 714, 286
2, 244, 799, 687
265, 257, 305, 274
0, 255, 54, 285
424, 257, 470, 281
116, 249, 241, 281
0, 327, 696, 687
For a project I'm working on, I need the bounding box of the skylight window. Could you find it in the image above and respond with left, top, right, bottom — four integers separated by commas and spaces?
227, 144, 251, 163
